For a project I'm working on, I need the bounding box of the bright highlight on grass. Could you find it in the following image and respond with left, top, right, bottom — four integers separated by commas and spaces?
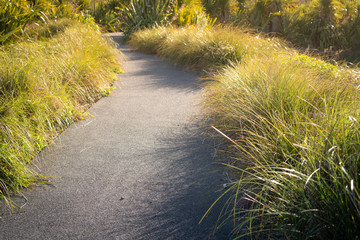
129, 25, 360, 239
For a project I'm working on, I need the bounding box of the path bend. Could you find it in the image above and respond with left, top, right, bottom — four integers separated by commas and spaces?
0, 33, 230, 240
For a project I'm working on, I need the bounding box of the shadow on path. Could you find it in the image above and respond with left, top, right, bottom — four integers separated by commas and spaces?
0, 33, 232, 240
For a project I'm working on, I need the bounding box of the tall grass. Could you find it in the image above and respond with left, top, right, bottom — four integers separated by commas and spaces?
129, 25, 283, 71
205, 58, 360, 239
0, 0, 102, 45
0, 19, 122, 206
129, 25, 360, 239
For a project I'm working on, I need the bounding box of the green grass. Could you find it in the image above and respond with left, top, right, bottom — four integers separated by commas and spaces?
204, 57, 360, 239
129, 25, 284, 71
129, 25, 360, 239
0, 19, 123, 207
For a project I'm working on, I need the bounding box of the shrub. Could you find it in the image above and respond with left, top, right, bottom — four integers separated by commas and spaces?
289, 0, 346, 50
202, 0, 232, 20
90, 0, 129, 32
121, 0, 177, 36
175, 0, 212, 26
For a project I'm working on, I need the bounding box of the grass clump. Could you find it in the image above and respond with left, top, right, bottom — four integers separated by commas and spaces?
129, 25, 360, 239
205, 58, 360, 239
0, 20, 122, 205
129, 25, 284, 71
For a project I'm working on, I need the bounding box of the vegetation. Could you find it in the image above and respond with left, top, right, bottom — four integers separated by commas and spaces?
174, 0, 213, 26
201, 0, 360, 59
129, 25, 360, 239
5, 0, 354, 56
2, 0, 360, 238
120, 0, 215, 36
121, 0, 176, 36
89, 0, 130, 32
202, 0, 238, 20
0, 0, 123, 207
0, 0, 100, 44
0, 0, 43, 44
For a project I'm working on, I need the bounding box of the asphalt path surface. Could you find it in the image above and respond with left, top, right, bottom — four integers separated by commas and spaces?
0, 33, 231, 240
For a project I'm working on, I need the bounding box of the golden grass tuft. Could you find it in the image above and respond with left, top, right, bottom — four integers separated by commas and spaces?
0, 19, 123, 204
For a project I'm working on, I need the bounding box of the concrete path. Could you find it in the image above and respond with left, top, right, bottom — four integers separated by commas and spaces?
0, 33, 230, 240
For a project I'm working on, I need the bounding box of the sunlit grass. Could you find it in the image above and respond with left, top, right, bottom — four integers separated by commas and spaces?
0, 19, 123, 205
129, 25, 286, 72
129, 25, 360, 239
204, 57, 360, 239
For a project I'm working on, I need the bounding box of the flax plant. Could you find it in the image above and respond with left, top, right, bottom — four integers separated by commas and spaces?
0, 0, 40, 43
121, 0, 177, 36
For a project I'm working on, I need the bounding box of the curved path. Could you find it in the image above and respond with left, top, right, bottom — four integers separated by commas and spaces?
0, 33, 230, 240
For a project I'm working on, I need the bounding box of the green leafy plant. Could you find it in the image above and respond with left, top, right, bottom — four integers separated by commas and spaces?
121, 0, 176, 36
174, 0, 215, 26
90, 0, 128, 32
0, 0, 41, 44
202, 0, 231, 20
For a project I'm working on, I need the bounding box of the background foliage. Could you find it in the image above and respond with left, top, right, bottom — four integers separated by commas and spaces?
201, 0, 360, 58
2, 0, 360, 239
